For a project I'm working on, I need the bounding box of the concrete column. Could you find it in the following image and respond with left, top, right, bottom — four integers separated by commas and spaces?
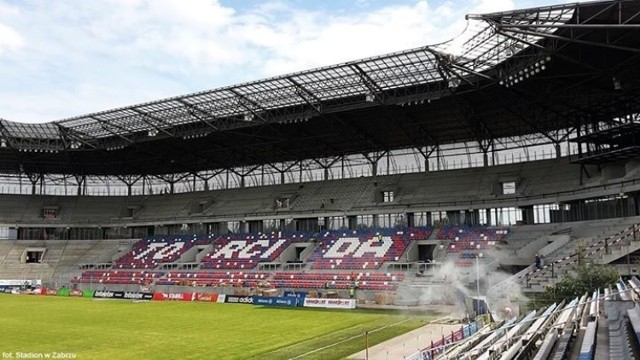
406, 212, 415, 227
347, 216, 357, 230
520, 206, 534, 225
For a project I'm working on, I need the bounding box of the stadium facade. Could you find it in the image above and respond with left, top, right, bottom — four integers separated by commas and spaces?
3, 1, 640, 358
0, 0, 637, 307
0, 0, 638, 242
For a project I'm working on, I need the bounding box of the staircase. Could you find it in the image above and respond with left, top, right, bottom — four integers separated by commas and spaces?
490, 223, 640, 293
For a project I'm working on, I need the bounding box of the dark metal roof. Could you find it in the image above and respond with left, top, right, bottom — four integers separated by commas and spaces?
572, 145, 640, 164
571, 122, 640, 143
1, 0, 639, 175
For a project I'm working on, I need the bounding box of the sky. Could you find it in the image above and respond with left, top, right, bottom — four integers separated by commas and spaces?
0, 0, 576, 124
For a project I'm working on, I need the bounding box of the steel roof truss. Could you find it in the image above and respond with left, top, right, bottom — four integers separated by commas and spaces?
350, 64, 385, 105
286, 77, 322, 114
130, 109, 175, 138
90, 116, 135, 144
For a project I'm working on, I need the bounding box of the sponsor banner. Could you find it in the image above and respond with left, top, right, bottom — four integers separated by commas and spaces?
45, 288, 58, 296
93, 290, 152, 300
83, 289, 94, 298
469, 322, 478, 333
0, 279, 41, 287
284, 291, 307, 298
123, 291, 153, 300
224, 295, 253, 304
453, 328, 464, 342
284, 291, 307, 306
415, 319, 483, 360
153, 292, 194, 302
33, 288, 46, 295
216, 294, 226, 303
69, 289, 84, 297
463, 325, 471, 338
193, 293, 218, 303
444, 334, 454, 347
57, 288, 70, 297
252, 296, 298, 307
93, 290, 123, 299
432, 339, 443, 356
303, 298, 356, 309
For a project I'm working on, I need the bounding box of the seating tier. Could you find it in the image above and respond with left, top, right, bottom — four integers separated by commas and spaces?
273, 271, 404, 290
72, 270, 162, 285
114, 235, 200, 269
200, 232, 307, 269
439, 226, 509, 257
308, 227, 431, 270
156, 271, 270, 287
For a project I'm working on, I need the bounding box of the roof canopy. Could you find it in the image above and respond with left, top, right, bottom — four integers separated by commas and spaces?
1, 0, 639, 175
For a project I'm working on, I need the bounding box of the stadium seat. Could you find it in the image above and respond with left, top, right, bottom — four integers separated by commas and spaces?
200, 231, 308, 269
307, 227, 431, 270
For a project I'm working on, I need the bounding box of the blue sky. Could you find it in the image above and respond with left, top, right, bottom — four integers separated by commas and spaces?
0, 0, 575, 123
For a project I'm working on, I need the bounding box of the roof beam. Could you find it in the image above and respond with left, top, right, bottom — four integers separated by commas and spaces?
332, 113, 387, 152
466, 1, 580, 20
503, 28, 640, 54
130, 109, 175, 138
0, 121, 14, 148
175, 99, 220, 132
89, 116, 135, 144
286, 77, 322, 114
349, 64, 385, 105
499, 24, 640, 29
228, 89, 268, 123
55, 124, 97, 149
431, 51, 481, 90
495, 28, 606, 74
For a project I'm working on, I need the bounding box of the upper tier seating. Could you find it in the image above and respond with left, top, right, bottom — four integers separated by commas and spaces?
199, 232, 308, 269
439, 226, 509, 254
273, 271, 404, 290
114, 235, 201, 269
308, 227, 432, 270
438, 225, 509, 242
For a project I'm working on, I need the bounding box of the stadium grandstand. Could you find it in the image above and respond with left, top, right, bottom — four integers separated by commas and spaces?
2, 0, 640, 358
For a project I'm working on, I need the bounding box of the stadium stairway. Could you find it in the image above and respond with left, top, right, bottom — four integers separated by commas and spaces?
0, 239, 125, 286
491, 218, 640, 293
495, 223, 562, 266
52, 240, 124, 285
0, 240, 55, 280
0, 240, 18, 277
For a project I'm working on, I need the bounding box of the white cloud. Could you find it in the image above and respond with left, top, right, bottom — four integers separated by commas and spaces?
0, 0, 575, 123
471, 0, 517, 14
0, 22, 23, 53
256, 1, 460, 76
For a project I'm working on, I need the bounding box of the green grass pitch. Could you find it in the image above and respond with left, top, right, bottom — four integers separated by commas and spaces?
0, 295, 433, 359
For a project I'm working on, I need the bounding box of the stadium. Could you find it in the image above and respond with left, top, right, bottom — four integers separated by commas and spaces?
1, 0, 640, 359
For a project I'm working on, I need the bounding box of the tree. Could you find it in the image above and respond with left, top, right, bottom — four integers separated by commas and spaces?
530, 262, 619, 308
552, 262, 619, 300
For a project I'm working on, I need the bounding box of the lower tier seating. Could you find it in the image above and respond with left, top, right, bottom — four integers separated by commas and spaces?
71, 270, 162, 285
156, 271, 270, 287
273, 271, 404, 290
